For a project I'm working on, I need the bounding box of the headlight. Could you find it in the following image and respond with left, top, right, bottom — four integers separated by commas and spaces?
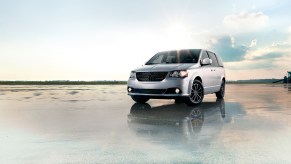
129, 71, 136, 79
169, 70, 188, 78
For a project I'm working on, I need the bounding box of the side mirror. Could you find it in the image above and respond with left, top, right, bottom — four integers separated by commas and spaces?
201, 58, 212, 66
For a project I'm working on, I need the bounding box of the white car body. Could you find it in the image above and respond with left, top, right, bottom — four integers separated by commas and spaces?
127, 49, 225, 105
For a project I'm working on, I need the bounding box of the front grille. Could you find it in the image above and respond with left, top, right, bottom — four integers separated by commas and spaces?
132, 89, 167, 94
136, 72, 168, 81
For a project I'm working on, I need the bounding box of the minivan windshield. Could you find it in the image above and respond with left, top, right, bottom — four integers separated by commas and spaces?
145, 49, 201, 65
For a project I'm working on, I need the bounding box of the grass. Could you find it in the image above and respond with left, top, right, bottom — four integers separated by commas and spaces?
0, 80, 127, 85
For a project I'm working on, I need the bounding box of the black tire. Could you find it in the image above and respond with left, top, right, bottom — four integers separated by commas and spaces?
216, 80, 225, 99
131, 96, 150, 103
185, 80, 204, 106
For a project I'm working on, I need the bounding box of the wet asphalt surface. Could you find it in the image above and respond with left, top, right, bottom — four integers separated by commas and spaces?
0, 84, 291, 163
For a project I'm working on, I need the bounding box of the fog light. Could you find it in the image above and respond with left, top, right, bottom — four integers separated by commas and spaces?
175, 88, 180, 94
128, 88, 132, 92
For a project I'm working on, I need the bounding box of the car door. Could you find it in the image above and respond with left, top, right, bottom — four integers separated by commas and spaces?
207, 51, 221, 91
200, 50, 214, 94
214, 53, 225, 88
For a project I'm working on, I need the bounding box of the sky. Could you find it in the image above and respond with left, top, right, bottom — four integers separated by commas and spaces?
1, 0, 291, 81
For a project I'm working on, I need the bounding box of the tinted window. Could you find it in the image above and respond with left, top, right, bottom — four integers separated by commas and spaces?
146, 49, 201, 65
200, 50, 209, 61
207, 51, 219, 67
150, 54, 164, 64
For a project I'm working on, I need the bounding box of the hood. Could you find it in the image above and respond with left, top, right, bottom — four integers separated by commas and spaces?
133, 63, 199, 72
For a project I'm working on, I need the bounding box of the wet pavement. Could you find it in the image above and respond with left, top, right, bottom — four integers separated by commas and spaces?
0, 84, 291, 163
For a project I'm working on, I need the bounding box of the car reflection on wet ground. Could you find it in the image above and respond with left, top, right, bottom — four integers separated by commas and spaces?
0, 84, 291, 163
128, 100, 228, 149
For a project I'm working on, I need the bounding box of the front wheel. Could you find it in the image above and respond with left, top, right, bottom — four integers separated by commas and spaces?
185, 80, 204, 106
131, 96, 150, 103
215, 80, 225, 99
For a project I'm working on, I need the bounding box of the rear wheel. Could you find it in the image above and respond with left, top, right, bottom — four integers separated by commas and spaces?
216, 80, 225, 99
186, 80, 204, 106
131, 96, 150, 103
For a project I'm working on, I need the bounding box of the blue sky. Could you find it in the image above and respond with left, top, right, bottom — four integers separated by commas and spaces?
1, 0, 291, 80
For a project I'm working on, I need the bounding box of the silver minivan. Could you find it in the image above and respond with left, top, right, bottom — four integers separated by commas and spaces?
127, 49, 225, 105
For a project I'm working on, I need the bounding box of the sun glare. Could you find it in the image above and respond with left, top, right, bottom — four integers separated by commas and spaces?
163, 24, 191, 49
166, 24, 187, 37
136, 23, 195, 64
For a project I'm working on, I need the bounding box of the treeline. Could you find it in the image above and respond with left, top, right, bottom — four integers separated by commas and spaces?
0, 79, 282, 85
0, 80, 127, 85
227, 79, 282, 84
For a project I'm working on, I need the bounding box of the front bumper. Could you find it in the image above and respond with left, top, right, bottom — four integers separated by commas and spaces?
127, 77, 190, 97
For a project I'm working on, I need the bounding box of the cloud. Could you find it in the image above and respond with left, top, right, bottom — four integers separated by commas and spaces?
245, 42, 290, 60
206, 34, 291, 78
288, 26, 291, 43
252, 52, 283, 60
207, 36, 248, 62
224, 60, 277, 70
207, 35, 291, 69
249, 39, 257, 47
227, 41, 291, 71
224, 11, 269, 31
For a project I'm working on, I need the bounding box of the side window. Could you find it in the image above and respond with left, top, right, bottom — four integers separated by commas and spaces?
200, 50, 209, 61
207, 51, 219, 67
216, 54, 224, 67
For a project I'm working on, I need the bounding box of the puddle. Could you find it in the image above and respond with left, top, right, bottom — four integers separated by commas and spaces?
0, 84, 291, 163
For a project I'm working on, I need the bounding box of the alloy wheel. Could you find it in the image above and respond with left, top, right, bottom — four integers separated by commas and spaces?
190, 81, 203, 103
